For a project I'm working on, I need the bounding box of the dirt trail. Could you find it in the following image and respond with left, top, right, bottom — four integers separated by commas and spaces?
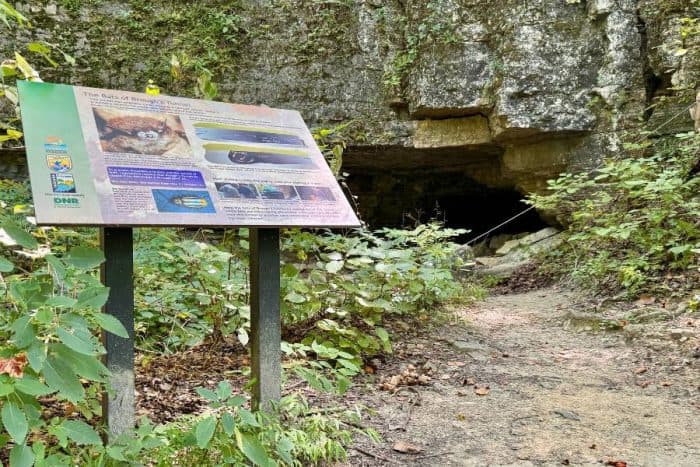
347, 288, 699, 466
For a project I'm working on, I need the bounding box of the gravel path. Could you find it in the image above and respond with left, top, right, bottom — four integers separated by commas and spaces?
347, 288, 699, 466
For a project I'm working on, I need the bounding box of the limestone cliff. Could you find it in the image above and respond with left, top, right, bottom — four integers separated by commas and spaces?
3, 0, 698, 227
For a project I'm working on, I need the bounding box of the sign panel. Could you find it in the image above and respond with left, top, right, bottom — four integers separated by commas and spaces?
18, 81, 360, 228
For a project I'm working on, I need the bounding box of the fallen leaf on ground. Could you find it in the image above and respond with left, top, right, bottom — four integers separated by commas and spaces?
636, 295, 656, 306
605, 461, 627, 467
379, 366, 431, 391
474, 385, 490, 396
660, 381, 672, 387
0, 353, 27, 378
392, 441, 423, 454
634, 367, 647, 375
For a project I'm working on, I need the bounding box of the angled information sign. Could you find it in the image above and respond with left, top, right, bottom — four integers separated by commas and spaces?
18, 81, 360, 228
18, 81, 359, 436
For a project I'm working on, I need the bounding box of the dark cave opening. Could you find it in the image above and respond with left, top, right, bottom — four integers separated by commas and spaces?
345, 169, 548, 243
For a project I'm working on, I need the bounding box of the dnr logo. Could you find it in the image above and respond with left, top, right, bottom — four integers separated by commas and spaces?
53, 197, 80, 207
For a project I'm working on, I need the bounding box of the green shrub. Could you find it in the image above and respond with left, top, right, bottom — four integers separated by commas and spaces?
528, 132, 700, 296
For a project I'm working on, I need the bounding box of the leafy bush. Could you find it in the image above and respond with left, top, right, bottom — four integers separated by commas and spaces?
133, 228, 251, 351
0, 182, 126, 465
143, 382, 371, 466
281, 224, 465, 365
528, 132, 700, 295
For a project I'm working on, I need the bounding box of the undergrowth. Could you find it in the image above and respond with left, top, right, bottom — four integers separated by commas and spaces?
528, 131, 700, 298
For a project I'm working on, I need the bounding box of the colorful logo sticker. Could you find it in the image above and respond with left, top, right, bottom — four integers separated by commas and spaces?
44, 136, 68, 152
47, 154, 72, 172
51, 173, 76, 193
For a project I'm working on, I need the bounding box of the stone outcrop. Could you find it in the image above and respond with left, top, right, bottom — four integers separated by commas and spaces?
2, 0, 698, 226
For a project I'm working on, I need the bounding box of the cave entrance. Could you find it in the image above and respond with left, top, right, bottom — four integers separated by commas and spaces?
343, 147, 548, 243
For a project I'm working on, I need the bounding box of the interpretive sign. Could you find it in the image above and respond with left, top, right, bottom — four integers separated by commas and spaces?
18, 81, 360, 228
18, 81, 359, 437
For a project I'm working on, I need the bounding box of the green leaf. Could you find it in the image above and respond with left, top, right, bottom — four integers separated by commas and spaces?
0, 256, 14, 272
52, 344, 109, 382
11, 316, 36, 349
15, 375, 53, 397
26, 341, 46, 372
94, 313, 129, 338
336, 374, 351, 395
2, 402, 28, 443
62, 52, 76, 66
9, 443, 34, 467
27, 45, 58, 68
31, 441, 45, 461
62, 420, 101, 445
216, 381, 232, 400
65, 246, 105, 270
76, 286, 110, 310
56, 327, 97, 355
238, 408, 260, 428
195, 416, 217, 449
195, 387, 218, 402
0, 382, 14, 397
34, 308, 53, 325
375, 327, 389, 341
221, 412, 235, 436
45, 296, 76, 308
106, 445, 127, 462
43, 355, 84, 403
235, 429, 273, 467
1, 222, 37, 249
284, 291, 306, 304
325, 260, 344, 273
10, 280, 49, 312
45, 255, 67, 281
226, 395, 246, 408
669, 244, 691, 255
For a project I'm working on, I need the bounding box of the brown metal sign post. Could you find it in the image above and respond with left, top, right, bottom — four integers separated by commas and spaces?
100, 227, 135, 438
250, 228, 281, 410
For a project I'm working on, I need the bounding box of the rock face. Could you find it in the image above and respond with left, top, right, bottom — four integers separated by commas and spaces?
2, 1, 698, 225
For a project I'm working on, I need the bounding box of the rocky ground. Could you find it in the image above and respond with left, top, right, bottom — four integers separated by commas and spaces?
344, 287, 699, 467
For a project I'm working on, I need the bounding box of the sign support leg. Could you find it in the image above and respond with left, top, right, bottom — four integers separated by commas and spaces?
100, 227, 135, 438
250, 228, 281, 411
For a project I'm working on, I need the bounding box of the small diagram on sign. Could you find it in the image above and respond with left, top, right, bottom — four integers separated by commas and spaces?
50, 173, 76, 193
203, 143, 315, 168
215, 182, 260, 199
194, 123, 306, 147
152, 189, 216, 214
256, 184, 299, 200
93, 108, 192, 157
296, 186, 336, 202
46, 154, 72, 172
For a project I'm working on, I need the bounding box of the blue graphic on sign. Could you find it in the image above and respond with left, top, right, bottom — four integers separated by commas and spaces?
152, 189, 216, 214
